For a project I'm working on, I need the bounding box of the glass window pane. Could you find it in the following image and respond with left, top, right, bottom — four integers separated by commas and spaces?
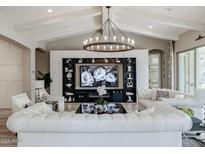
149, 53, 161, 88
196, 47, 205, 88
178, 50, 195, 95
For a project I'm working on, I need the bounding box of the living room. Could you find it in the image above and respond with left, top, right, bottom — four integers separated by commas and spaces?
1, 0, 205, 152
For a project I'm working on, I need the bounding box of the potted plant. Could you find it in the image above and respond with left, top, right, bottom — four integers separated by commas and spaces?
96, 85, 107, 104
36, 71, 52, 89
179, 107, 194, 117
95, 85, 107, 113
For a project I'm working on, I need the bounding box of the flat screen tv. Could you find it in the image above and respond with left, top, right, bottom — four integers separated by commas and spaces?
80, 64, 119, 87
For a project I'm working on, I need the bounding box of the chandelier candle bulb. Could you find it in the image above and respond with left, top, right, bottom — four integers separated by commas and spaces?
104, 36, 107, 41
96, 36, 99, 42
122, 36, 125, 42
89, 38, 92, 42
131, 39, 135, 45
113, 36, 116, 41
128, 37, 130, 43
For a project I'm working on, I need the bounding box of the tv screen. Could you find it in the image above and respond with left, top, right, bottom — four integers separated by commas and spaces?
80, 65, 118, 87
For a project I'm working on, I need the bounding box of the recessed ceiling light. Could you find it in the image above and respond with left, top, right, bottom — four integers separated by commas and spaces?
48, 9, 53, 13
62, 25, 67, 29
166, 8, 172, 11
148, 25, 153, 29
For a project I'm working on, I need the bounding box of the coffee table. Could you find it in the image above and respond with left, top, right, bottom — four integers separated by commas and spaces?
183, 117, 205, 146
64, 102, 145, 113
75, 103, 127, 114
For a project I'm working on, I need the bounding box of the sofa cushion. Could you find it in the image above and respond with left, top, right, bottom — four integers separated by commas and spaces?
159, 97, 204, 108
140, 99, 161, 108
135, 106, 155, 114
175, 94, 185, 99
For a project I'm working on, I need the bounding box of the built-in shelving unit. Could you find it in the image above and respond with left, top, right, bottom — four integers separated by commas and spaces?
62, 58, 137, 103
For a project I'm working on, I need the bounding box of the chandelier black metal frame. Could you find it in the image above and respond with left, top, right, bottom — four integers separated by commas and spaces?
83, 6, 135, 52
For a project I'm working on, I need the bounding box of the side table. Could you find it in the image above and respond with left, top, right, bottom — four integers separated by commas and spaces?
46, 101, 58, 111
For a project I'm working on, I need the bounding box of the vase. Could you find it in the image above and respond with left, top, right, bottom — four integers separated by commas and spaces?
95, 105, 104, 114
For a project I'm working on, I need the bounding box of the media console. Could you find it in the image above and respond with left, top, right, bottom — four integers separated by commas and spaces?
62, 58, 137, 103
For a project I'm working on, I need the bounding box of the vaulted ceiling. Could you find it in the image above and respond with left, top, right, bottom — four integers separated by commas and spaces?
0, 6, 205, 43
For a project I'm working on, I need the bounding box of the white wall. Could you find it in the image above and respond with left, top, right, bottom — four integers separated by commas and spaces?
0, 38, 31, 108
50, 50, 149, 98
0, 21, 46, 102
175, 30, 205, 52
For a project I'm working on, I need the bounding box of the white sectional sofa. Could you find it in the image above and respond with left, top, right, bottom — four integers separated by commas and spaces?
7, 101, 192, 147
139, 88, 204, 120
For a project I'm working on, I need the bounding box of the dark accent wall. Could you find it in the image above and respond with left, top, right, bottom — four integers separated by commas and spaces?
62, 58, 137, 103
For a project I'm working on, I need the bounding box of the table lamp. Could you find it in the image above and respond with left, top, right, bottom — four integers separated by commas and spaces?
35, 80, 45, 102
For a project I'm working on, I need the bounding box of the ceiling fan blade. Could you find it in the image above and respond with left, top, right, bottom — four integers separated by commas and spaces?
195, 35, 205, 41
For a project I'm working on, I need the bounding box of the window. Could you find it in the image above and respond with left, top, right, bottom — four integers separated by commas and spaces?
177, 46, 205, 95
149, 53, 161, 88
178, 50, 195, 95
196, 47, 205, 88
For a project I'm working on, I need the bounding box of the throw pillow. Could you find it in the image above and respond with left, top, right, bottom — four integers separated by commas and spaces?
175, 94, 185, 99
156, 90, 169, 100
158, 97, 184, 107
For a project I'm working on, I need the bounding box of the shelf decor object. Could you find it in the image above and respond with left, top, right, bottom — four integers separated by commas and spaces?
83, 6, 135, 52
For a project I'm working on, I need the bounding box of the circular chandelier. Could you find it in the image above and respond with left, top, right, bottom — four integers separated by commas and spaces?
83, 6, 135, 52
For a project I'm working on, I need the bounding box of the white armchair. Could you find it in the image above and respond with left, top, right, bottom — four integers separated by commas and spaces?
138, 88, 204, 120
195, 88, 205, 100
11, 93, 34, 113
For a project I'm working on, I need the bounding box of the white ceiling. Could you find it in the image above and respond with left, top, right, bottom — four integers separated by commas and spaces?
0, 6, 205, 42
